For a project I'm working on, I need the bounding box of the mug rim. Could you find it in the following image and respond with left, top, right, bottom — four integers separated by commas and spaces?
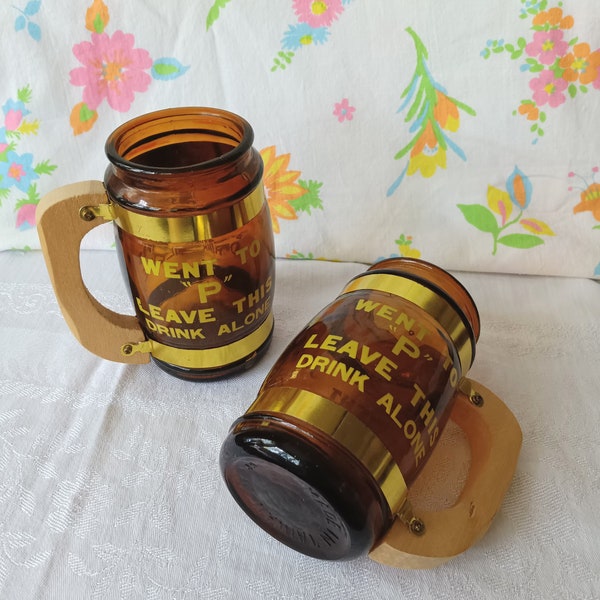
104, 106, 255, 175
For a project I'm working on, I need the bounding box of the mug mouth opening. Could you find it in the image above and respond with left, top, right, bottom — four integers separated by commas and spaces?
105, 107, 254, 175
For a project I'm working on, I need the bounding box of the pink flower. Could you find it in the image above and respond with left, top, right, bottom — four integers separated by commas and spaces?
333, 98, 355, 122
293, 0, 344, 28
70, 30, 153, 112
526, 30, 569, 65
5, 110, 24, 131
16, 204, 37, 230
529, 70, 568, 108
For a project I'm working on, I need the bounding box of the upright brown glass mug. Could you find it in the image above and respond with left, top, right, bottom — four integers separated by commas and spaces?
220, 258, 522, 567
37, 108, 275, 380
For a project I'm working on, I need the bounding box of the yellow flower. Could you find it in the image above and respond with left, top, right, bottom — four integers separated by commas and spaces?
259, 146, 306, 233
407, 146, 446, 178
487, 185, 512, 225
407, 122, 446, 178
398, 245, 421, 258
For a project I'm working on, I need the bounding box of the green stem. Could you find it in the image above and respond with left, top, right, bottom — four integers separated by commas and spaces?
492, 210, 522, 255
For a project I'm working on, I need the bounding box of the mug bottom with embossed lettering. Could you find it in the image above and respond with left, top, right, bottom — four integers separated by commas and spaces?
220, 414, 392, 560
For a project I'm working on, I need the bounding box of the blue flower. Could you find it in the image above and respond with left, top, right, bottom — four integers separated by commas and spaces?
2, 98, 30, 118
506, 166, 532, 209
281, 23, 330, 51
0, 151, 39, 192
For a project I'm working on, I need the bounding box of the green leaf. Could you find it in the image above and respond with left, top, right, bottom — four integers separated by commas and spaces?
26, 183, 39, 203
569, 36, 579, 46
593, 225, 600, 230
0, 187, 10, 206
497, 233, 544, 249
580, 85, 589, 94
457, 204, 500, 234
93, 13, 104, 33
206, 0, 233, 30
79, 103, 96, 123
517, 37, 527, 49
291, 179, 324, 215
34, 160, 57, 176
151, 58, 189, 80
537, 127, 544, 136
568, 84, 577, 99
17, 85, 33, 104
271, 51, 294, 72
505, 43, 515, 52
539, 111, 547, 123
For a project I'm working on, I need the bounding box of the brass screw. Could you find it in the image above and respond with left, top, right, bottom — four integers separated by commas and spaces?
408, 517, 426, 536
121, 344, 133, 356
79, 207, 96, 222
470, 392, 484, 407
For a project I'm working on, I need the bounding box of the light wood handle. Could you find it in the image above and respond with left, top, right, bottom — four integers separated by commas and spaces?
369, 378, 522, 569
37, 181, 148, 364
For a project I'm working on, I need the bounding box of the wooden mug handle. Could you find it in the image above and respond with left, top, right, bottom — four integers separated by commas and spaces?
37, 181, 149, 364
369, 378, 522, 569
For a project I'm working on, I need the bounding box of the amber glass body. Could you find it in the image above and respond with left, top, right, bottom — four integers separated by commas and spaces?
220, 258, 480, 560
104, 108, 275, 380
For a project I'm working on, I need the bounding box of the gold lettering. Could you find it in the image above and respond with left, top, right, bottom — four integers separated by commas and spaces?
162, 262, 180, 278
374, 355, 397, 381
376, 304, 395, 320
136, 297, 150, 316
376, 393, 395, 413
165, 309, 182, 324
391, 335, 420, 359
140, 257, 161, 276
321, 334, 343, 352
304, 334, 319, 349
355, 298, 381, 313
337, 339, 358, 358
197, 281, 221, 303
149, 304, 163, 320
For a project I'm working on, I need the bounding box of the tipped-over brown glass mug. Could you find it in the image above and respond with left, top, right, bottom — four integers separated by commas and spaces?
37, 108, 275, 380
220, 258, 522, 567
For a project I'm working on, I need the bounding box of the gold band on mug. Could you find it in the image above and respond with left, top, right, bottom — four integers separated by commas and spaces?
342, 273, 474, 373
247, 386, 409, 516
122, 313, 273, 369
83, 186, 266, 243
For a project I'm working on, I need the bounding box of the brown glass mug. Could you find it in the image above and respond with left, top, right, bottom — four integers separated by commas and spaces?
220, 258, 522, 567
37, 108, 275, 380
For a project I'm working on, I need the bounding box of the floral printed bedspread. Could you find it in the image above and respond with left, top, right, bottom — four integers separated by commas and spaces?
1, 0, 599, 278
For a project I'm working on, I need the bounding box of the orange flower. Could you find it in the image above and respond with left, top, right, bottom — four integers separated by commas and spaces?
518, 102, 539, 121
69, 102, 98, 135
85, 0, 110, 33
532, 7, 574, 30
559, 43, 600, 85
411, 121, 437, 155
259, 146, 306, 233
433, 91, 460, 132
573, 183, 600, 221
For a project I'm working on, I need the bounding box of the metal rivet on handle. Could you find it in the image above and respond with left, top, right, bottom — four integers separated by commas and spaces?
408, 517, 426, 536
79, 207, 96, 222
470, 392, 484, 407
